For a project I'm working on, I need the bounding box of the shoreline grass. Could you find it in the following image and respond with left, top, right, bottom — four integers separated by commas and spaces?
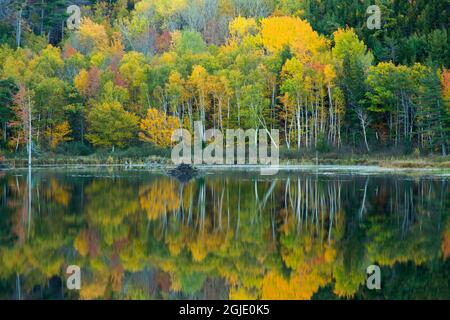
2, 153, 449, 171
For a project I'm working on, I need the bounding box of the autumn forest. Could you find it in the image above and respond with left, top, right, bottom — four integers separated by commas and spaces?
0, 0, 448, 161
0, 0, 449, 302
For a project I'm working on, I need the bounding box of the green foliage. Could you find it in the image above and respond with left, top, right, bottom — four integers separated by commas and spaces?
174, 31, 207, 55
86, 101, 139, 149
0, 0, 447, 156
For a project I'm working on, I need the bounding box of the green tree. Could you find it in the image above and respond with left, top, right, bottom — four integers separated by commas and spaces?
86, 101, 139, 151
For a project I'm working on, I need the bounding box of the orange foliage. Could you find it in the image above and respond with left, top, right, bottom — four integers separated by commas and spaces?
74, 66, 101, 99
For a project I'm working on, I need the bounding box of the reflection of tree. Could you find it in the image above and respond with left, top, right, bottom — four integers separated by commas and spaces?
443, 219, 450, 259
0, 173, 80, 299
43, 178, 71, 206
365, 180, 446, 266
0, 173, 448, 300
139, 178, 180, 220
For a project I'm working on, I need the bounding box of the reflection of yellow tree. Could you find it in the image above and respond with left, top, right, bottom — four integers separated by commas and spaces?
79, 273, 109, 300
139, 178, 181, 220
262, 209, 341, 300
74, 179, 145, 299
44, 178, 71, 206
1, 174, 448, 300
262, 270, 326, 300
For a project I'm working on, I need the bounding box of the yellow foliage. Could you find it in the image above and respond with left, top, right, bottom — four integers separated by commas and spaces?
189, 239, 208, 262
119, 51, 147, 89
139, 179, 181, 220
261, 269, 329, 300
74, 231, 89, 257
74, 69, 89, 96
28, 45, 64, 78
77, 18, 109, 52
2, 50, 30, 82
80, 274, 108, 300
168, 240, 183, 256
229, 287, 258, 300
90, 51, 107, 67
229, 17, 258, 41
139, 108, 181, 147
188, 232, 227, 262
45, 121, 72, 151
44, 178, 71, 206
135, 0, 187, 18
260, 16, 327, 61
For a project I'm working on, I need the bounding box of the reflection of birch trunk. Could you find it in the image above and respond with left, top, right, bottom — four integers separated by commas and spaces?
282, 176, 344, 238
27, 166, 31, 238
296, 178, 301, 231
258, 180, 276, 211
254, 180, 258, 202
401, 184, 415, 235
162, 205, 168, 236
284, 178, 290, 224
36, 179, 40, 215
178, 184, 185, 221
188, 185, 193, 225
16, 273, 21, 300
358, 177, 369, 220
227, 186, 230, 232
271, 209, 276, 241
27, 92, 32, 167
328, 190, 334, 243
197, 182, 206, 232
235, 183, 241, 239
218, 188, 224, 230
314, 178, 319, 232
305, 178, 309, 229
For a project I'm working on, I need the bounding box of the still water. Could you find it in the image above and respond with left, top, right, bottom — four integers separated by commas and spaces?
0, 168, 448, 300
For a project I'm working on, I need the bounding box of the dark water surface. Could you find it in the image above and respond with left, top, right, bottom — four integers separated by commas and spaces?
0, 168, 448, 300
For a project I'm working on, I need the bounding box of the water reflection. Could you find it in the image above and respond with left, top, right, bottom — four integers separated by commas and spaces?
0, 169, 448, 300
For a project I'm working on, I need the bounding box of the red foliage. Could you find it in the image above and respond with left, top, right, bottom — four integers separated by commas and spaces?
63, 44, 78, 59
86, 66, 101, 98
156, 31, 172, 53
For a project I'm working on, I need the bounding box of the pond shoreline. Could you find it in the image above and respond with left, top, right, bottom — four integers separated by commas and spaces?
1, 163, 449, 176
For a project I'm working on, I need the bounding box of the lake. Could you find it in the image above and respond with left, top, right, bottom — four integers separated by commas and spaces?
0, 167, 448, 300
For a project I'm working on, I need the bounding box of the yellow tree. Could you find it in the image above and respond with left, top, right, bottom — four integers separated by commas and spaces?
139, 108, 181, 147
75, 18, 109, 54
281, 57, 306, 149
209, 72, 233, 130
229, 17, 259, 43
188, 65, 211, 136
45, 121, 72, 151
260, 16, 327, 62
119, 51, 149, 113
166, 71, 188, 120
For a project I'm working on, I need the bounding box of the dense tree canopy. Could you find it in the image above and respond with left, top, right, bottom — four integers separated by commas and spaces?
0, 0, 448, 156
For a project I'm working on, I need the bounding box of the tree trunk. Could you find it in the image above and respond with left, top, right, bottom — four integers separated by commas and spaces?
16, 7, 23, 48
28, 96, 32, 167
